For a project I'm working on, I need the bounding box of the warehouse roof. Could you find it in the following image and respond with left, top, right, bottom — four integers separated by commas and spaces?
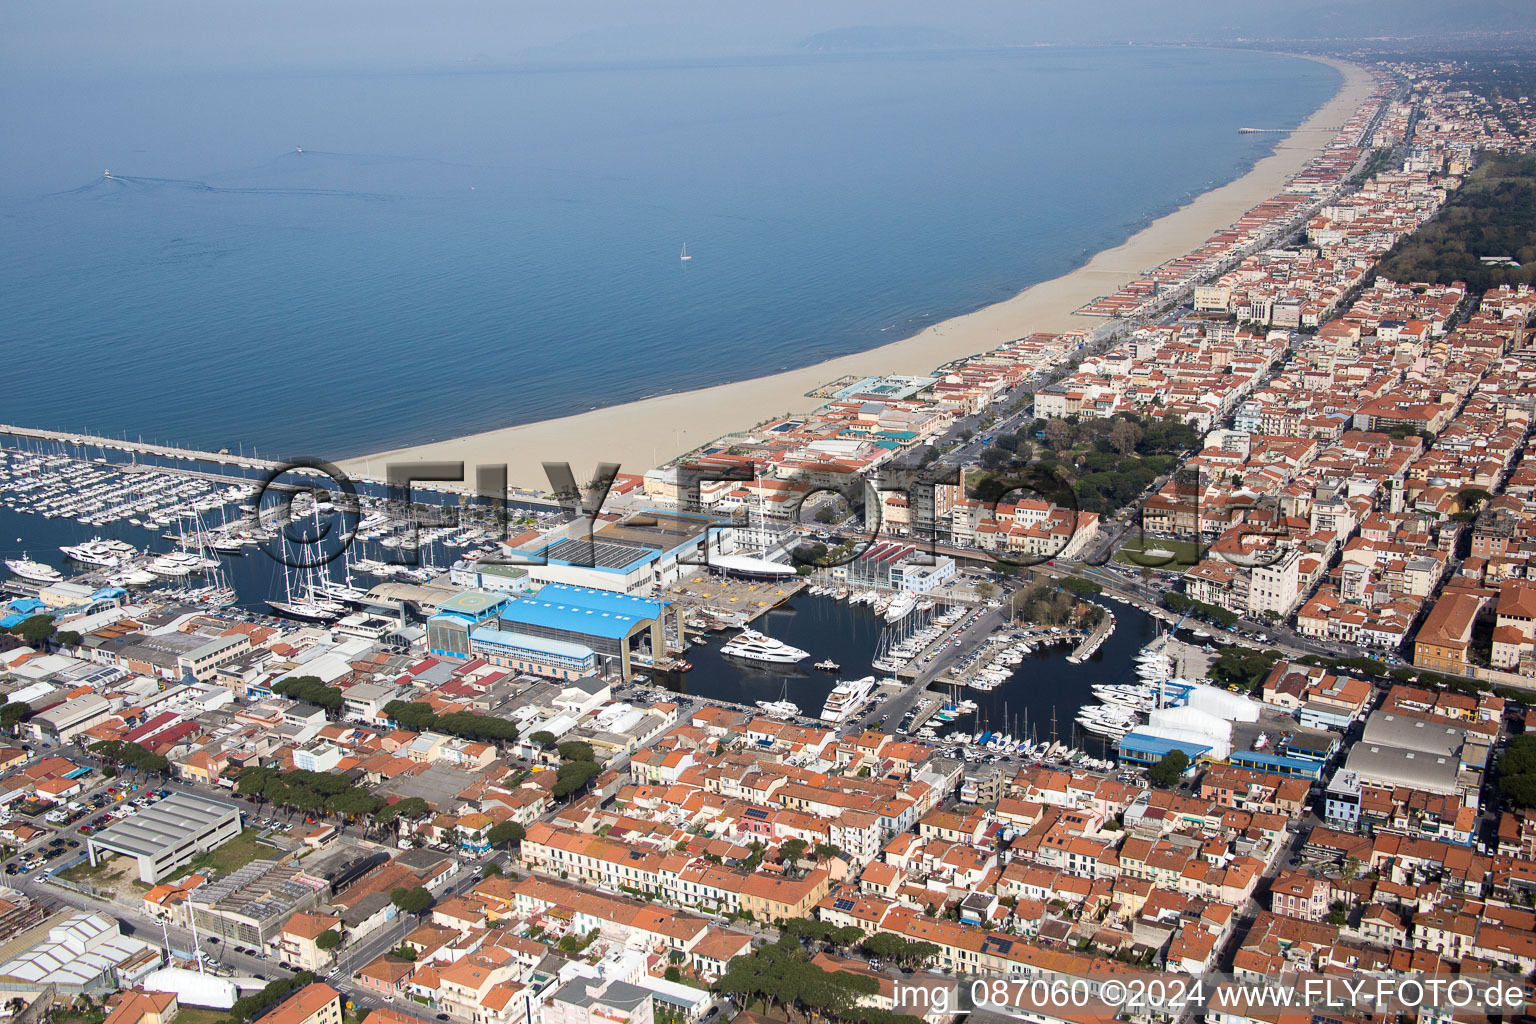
0, 912, 153, 987
1343, 742, 1459, 795
498, 584, 665, 641
88, 791, 239, 860
1361, 711, 1464, 757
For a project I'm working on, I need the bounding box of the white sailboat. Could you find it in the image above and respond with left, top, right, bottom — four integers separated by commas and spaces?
680, 243, 692, 261
756, 680, 800, 719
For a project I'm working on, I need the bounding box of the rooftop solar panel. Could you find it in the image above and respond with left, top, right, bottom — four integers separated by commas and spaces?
544, 538, 654, 570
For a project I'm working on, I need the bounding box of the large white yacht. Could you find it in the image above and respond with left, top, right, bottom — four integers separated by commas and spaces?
883, 591, 918, 623
720, 628, 809, 665
820, 675, 877, 723
1075, 705, 1139, 738
5, 554, 62, 584
60, 536, 137, 567
147, 550, 218, 577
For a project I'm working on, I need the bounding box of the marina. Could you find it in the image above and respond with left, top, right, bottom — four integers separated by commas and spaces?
669, 582, 1209, 766
4, 433, 1224, 766
0, 439, 573, 616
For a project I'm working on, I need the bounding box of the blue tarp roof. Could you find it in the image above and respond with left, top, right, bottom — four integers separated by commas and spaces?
498, 583, 665, 641
538, 583, 666, 617
1117, 732, 1212, 759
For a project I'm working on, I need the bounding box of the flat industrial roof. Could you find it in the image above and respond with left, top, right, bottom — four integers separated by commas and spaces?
1117, 732, 1213, 758
1228, 750, 1325, 775
542, 538, 656, 572
499, 601, 647, 641
1361, 711, 1464, 757
89, 791, 239, 859
497, 584, 666, 641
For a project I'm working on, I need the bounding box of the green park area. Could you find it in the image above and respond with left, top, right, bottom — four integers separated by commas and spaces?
1113, 536, 1202, 571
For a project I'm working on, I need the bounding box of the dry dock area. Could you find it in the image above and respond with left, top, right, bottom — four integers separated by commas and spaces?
666, 575, 809, 633
1143, 634, 1216, 680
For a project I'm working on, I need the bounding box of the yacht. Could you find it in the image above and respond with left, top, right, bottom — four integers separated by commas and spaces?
1093, 683, 1154, 699
1075, 704, 1139, 737
757, 681, 800, 718
1075, 715, 1134, 739
5, 555, 62, 584
313, 575, 370, 603
147, 550, 218, 577
814, 659, 840, 672
883, 591, 918, 622
720, 628, 810, 665
195, 585, 239, 608
109, 567, 157, 587
267, 593, 347, 623
756, 699, 801, 718
60, 536, 136, 567
820, 675, 876, 723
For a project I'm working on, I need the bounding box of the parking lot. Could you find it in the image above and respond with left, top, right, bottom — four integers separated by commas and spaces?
6, 780, 173, 879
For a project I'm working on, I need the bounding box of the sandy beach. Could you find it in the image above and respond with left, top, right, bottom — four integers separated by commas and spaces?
343, 55, 1376, 492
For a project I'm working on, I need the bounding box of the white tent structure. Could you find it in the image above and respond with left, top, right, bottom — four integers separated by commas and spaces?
1181, 683, 1260, 723
142, 966, 239, 1009
1138, 705, 1234, 760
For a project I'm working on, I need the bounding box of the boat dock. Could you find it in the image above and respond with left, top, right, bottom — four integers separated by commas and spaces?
1066, 604, 1116, 664
892, 608, 985, 681
900, 693, 945, 735
942, 626, 1077, 691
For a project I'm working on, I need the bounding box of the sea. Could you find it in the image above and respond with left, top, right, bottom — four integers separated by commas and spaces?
0, 46, 1336, 459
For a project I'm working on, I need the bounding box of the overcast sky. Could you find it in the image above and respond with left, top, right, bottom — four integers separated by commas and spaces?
4, 0, 1534, 72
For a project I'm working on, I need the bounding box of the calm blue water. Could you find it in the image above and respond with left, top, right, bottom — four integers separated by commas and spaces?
0, 47, 1335, 458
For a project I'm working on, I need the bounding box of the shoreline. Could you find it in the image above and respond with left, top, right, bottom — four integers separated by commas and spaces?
342, 54, 1377, 491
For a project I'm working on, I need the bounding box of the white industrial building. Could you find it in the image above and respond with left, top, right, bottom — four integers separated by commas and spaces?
0, 912, 160, 996
86, 791, 242, 883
